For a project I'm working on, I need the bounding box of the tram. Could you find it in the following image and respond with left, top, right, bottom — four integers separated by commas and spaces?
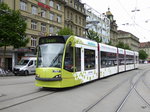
35, 35, 139, 88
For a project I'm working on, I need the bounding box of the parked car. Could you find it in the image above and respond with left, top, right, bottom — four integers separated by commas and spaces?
13, 57, 36, 75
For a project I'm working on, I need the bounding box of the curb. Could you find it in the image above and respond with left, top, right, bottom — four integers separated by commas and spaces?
0, 72, 14, 76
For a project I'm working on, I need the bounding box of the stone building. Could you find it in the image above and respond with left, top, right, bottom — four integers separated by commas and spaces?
118, 30, 139, 51
64, 0, 86, 37
106, 8, 118, 46
0, 0, 86, 70
139, 42, 150, 61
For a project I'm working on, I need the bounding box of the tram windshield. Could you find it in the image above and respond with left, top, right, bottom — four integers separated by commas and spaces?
37, 43, 64, 68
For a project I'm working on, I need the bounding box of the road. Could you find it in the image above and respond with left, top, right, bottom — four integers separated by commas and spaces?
0, 64, 150, 112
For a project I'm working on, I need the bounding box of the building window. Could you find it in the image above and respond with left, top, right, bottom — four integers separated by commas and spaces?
20, 1, 27, 11
0, 0, 3, 3
75, 26, 78, 35
70, 13, 73, 20
70, 0, 72, 5
32, 6, 37, 15
50, 12, 54, 21
31, 36, 37, 47
79, 17, 81, 25
75, 15, 78, 23
49, 0, 54, 7
49, 25, 54, 33
74, 4, 77, 9
56, 27, 61, 33
82, 18, 85, 26
41, 23, 46, 32
56, 4, 61, 10
57, 15, 62, 23
31, 20, 37, 30
40, 0, 46, 4
41, 9, 46, 17
67, 11, 69, 19
79, 28, 81, 36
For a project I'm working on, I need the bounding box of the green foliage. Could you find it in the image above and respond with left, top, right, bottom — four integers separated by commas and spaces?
0, 3, 28, 69
116, 41, 131, 50
0, 3, 28, 48
57, 27, 74, 35
87, 30, 102, 43
139, 50, 148, 60
107, 40, 112, 46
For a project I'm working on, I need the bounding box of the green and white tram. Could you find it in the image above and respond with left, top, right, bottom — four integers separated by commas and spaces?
35, 36, 98, 88
35, 35, 139, 88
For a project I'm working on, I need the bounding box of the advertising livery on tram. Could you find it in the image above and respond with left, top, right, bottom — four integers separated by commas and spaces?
35, 36, 139, 88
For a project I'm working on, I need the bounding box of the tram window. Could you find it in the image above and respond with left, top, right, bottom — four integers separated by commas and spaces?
136, 56, 138, 63
75, 48, 81, 72
126, 55, 134, 65
84, 49, 95, 70
101, 51, 117, 68
64, 43, 73, 72
119, 54, 125, 65
101, 51, 107, 68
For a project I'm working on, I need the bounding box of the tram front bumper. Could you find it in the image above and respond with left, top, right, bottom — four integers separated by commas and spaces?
35, 76, 62, 81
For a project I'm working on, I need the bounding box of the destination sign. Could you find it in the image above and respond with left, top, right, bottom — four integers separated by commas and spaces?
39, 36, 65, 45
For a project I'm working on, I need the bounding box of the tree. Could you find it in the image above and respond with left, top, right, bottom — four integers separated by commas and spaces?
0, 3, 28, 69
116, 41, 131, 50
57, 27, 74, 35
107, 40, 112, 46
86, 30, 102, 43
139, 50, 148, 60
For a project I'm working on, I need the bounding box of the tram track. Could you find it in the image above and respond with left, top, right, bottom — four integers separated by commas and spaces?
0, 89, 56, 110
142, 71, 150, 90
0, 81, 34, 86
115, 69, 150, 112
82, 67, 150, 112
0, 90, 41, 102
131, 70, 150, 109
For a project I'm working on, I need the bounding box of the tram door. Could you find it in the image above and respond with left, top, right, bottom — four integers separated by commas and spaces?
80, 47, 98, 83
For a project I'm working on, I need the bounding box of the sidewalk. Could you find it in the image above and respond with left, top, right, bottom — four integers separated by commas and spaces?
0, 68, 14, 76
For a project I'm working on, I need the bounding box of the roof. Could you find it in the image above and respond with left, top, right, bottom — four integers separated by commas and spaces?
118, 30, 131, 34
139, 42, 150, 48
118, 30, 139, 41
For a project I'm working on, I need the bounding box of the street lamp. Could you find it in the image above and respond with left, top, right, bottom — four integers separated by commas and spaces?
131, 9, 140, 12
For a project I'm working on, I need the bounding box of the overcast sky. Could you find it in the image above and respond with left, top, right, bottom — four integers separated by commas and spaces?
82, 0, 150, 42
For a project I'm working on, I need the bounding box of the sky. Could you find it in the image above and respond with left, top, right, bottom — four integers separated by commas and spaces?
81, 0, 150, 42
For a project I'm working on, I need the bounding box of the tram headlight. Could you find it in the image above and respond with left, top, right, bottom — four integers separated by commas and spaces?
54, 75, 61, 78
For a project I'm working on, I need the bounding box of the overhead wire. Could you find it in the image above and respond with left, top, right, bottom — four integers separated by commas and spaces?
116, 0, 150, 41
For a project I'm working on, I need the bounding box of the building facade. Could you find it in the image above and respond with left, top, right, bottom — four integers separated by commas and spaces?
139, 42, 150, 61
106, 9, 118, 46
0, 0, 64, 70
84, 4, 110, 44
118, 30, 139, 51
0, 0, 87, 70
64, 0, 86, 37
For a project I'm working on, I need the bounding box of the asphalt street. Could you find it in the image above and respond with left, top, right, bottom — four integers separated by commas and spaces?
0, 64, 150, 112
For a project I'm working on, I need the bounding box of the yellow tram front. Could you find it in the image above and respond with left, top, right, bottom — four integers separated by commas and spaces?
35, 35, 98, 88
35, 35, 80, 88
